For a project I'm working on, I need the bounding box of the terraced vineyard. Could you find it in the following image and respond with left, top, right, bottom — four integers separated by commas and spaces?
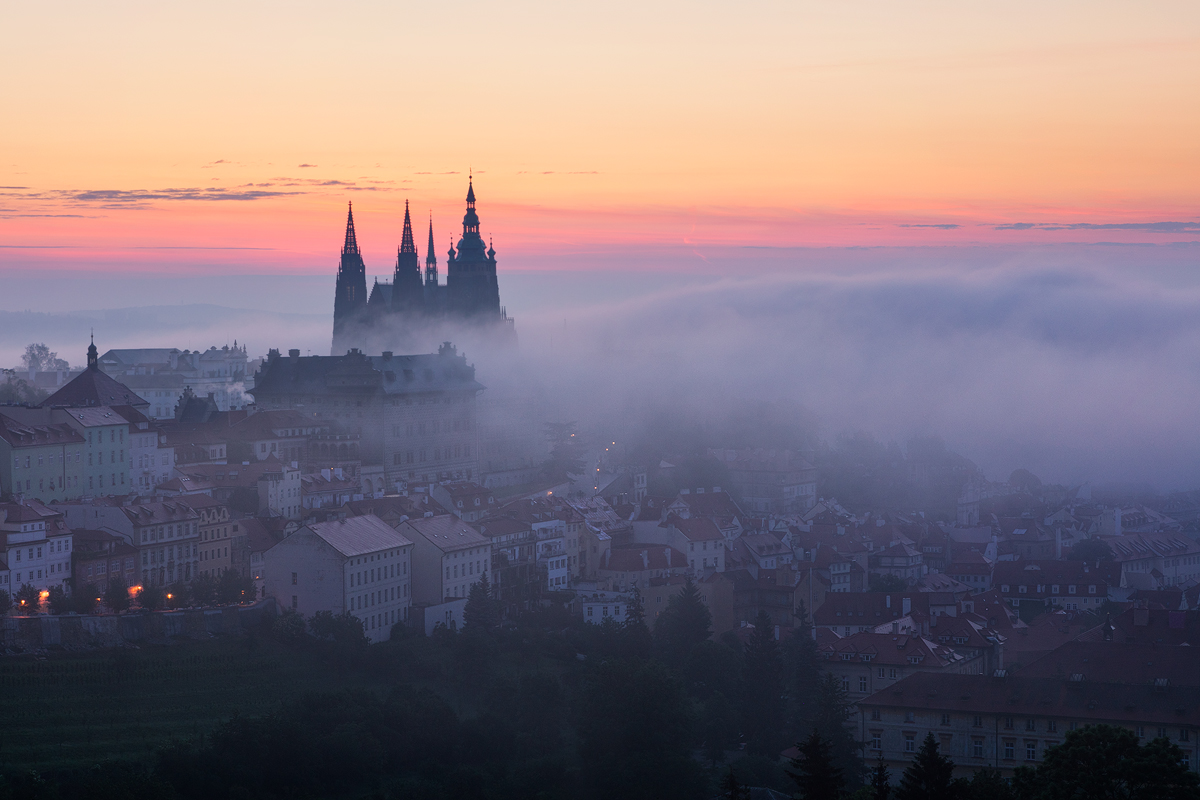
0, 637, 381, 773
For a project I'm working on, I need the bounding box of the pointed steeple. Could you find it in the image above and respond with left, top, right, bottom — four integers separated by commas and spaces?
87, 332, 98, 371
426, 214, 436, 266
399, 199, 417, 255
342, 202, 360, 256
466, 176, 476, 205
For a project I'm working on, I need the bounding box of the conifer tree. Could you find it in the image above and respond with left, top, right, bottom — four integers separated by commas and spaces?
868, 751, 891, 800
896, 733, 955, 800
463, 573, 501, 635
813, 671, 865, 788
790, 730, 845, 800
720, 766, 751, 800
653, 575, 712, 666
785, 600, 822, 736
742, 610, 785, 756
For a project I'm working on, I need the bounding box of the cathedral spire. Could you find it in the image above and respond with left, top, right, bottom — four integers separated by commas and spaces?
426, 214, 436, 266
87, 331, 98, 371
466, 175, 476, 206
399, 199, 417, 255
342, 202, 360, 256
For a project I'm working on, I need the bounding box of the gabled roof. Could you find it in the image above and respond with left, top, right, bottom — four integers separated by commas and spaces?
1017, 640, 1200, 686
302, 514, 413, 558
661, 514, 723, 541
399, 514, 488, 553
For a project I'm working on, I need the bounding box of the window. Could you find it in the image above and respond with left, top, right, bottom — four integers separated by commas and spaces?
860, 676, 868, 693
1026, 719, 1037, 732
973, 715, 983, 728
904, 712, 915, 723
878, 667, 886, 679
889, 668, 898, 679
871, 709, 881, 721
841, 677, 850, 692
973, 738, 985, 758
1026, 741, 1037, 761
1047, 720, 1057, 733
1068, 585, 1076, 594
1004, 741, 1015, 760
291, 572, 298, 585
904, 734, 916, 753
1004, 717, 1014, 730
1182, 730, 1191, 743
871, 732, 882, 750
941, 714, 951, 726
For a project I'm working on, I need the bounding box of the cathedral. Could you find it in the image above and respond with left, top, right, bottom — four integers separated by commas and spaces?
331, 178, 513, 355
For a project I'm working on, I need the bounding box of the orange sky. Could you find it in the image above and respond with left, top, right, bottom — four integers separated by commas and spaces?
1, 1, 1198, 274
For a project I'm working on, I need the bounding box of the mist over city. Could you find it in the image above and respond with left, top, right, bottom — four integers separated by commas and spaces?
1, 2, 1199, 799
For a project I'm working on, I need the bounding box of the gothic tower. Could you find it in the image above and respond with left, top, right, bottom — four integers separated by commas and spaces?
332, 202, 369, 354
424, 214, 438, 288
391, 200, 424, 312
446, 177, 501, 317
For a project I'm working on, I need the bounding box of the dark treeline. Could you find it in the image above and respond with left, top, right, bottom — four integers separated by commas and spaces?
2, 580, 1198, 800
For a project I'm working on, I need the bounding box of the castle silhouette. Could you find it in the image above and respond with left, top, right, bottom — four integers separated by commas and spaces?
331, 177, 512, 355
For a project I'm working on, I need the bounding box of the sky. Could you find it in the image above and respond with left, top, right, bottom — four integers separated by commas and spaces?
1, 1, 1197, 274
1, 2, 1199, 489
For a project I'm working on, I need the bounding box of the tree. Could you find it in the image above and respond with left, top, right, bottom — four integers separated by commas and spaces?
720, 766, 752, 800
47, 585, 70, 615
22, 342, 69, 372
790, 730, 845, 800
0, 371, 47, 404
1030, 724, 1200, 800
463, 573, 501, 635
742, 610, 785, 757
217, 570, 253, 604
896, 733, 955, 800
308, 610, 368, 658
621, 587, 654, 657
271, 609, 307, 642
104, 578, 130, 612
1068, 537, 1114, 564
959, 767, 1013, 800
867, 752, 891, 800
700, 691, 740, 766
785, 602, 822, 738
654, 575, 712, 666
813, 672, 864, 789
577, 658, 703, 800
15, 583, 41, 613
137, 584, 165, 611
165, 582, 189, 609
869, 574, 907, 592
191, 573, 218, 606
72, 584, 99, 615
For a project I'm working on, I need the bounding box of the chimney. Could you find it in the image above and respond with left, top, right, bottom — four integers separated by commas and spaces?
641, 550, 649, 570
886, 595, 892, 609
1056, 528, 1062, 560
891, 621, 899, 634
289, 348, 300, 364
382, 351, 393, 361
334, 467, 343, 480
903, 597, 912, 615
665, 548, 671, 567
322, 468, 332, 481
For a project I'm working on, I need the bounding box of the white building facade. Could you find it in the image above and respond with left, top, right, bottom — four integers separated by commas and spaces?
263, 514, 413, 643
